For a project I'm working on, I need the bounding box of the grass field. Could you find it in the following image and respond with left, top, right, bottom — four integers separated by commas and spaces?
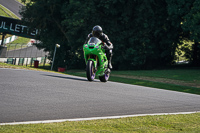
0, 63, 200, 132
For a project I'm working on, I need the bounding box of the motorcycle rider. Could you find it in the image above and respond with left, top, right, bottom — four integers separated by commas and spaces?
84, 25, 113, 69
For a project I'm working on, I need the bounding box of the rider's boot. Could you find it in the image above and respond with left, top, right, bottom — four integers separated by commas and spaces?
108, 61, 112, 69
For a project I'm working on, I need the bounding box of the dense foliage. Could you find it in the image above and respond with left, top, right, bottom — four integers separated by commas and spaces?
20, 0, 200, 70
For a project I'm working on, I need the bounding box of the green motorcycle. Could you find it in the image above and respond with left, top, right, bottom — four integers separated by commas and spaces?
83, 37, 111, 82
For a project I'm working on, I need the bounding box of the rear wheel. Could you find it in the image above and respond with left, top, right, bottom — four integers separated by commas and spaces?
99, 69, 110, 82
86, 60, 95, 81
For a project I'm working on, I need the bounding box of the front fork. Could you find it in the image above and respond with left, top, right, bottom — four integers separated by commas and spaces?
87, 55, 98, 72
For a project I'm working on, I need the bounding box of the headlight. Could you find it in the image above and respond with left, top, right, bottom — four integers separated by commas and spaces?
89, 43, 95, 46
85, 45, 88, 48
95, 46, 99, 48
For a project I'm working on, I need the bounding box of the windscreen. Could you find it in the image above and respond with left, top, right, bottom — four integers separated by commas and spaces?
88, 37, 101, 45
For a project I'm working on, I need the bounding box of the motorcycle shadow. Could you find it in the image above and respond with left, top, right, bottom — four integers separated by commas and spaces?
41, 74, 99, 82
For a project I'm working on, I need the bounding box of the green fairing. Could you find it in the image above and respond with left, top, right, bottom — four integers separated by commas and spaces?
83, 37, 108, 76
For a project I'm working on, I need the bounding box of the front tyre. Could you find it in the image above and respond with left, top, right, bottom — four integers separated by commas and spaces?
86, 60, 95, 81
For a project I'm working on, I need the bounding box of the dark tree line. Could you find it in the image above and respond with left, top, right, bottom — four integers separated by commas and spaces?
20, 0, 200, 70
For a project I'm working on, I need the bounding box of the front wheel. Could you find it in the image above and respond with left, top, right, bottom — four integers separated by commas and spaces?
99, 69, 110, 82
86, 60, 95, 81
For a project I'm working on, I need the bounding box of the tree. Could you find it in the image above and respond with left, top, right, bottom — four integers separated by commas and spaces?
20, 0, 88, 69
167, 0, 200, 66
181, 0, 200, 66
20, 0, 199, 70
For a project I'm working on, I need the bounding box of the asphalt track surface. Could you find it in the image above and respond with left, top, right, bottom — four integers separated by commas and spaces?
0, 0, 23, 18
0, 68, 200, 123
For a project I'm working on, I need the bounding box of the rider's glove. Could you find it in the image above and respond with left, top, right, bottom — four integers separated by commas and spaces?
102, 44, 109, 50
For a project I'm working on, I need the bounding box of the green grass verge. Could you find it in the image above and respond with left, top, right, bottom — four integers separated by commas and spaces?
8, 37, 30, 45
0, 5, 10, 17
0, 4, 19, 19
109, 76, 200, 95
111, 69, 200, 82
0, 113, 199, 133
6, 37, 31, 50
17, 0, 31, 5
0, 62, 51, 72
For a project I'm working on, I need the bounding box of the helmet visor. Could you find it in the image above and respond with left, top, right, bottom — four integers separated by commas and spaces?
92, 31, 101, 38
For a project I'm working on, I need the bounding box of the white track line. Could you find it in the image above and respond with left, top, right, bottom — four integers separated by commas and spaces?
0, 111, 199, 125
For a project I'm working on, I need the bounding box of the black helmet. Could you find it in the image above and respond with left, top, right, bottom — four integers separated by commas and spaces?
92, 25, 103, 38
